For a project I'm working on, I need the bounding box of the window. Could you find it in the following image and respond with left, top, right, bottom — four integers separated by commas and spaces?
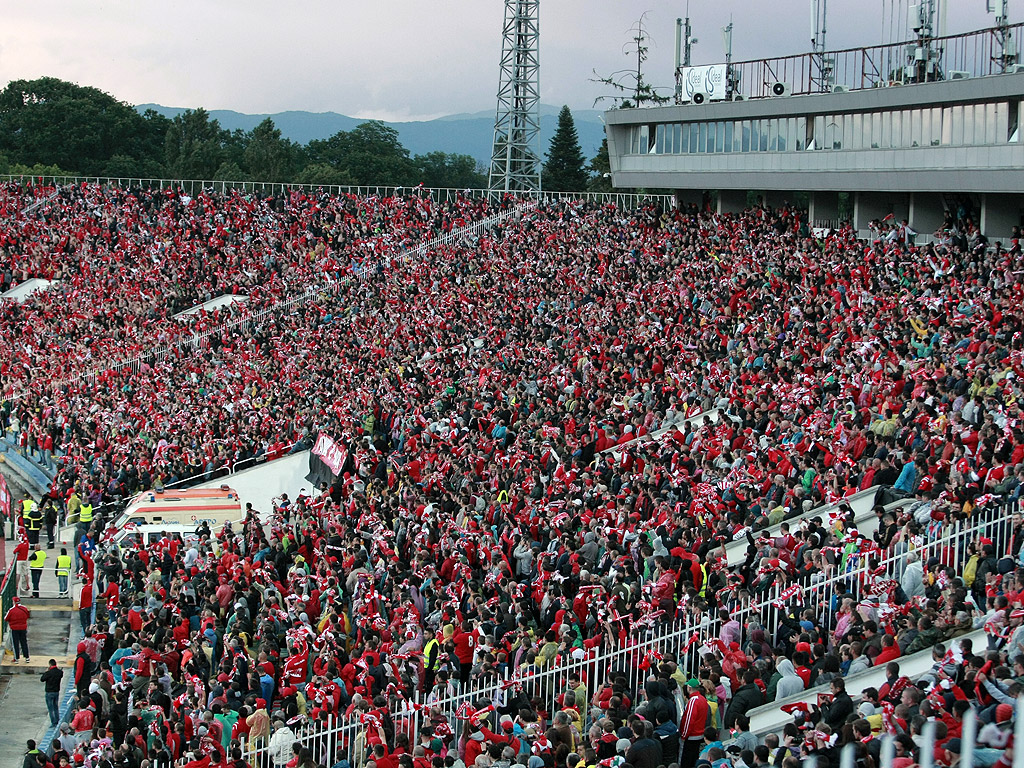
674, 124, 683, 153
707, 122, 717, 153
982, 103, 997, 144
698, 122, 707, 153
909, 109, 922, 147
741, 121, 751, 152
942, 106, 954, 145
962, 105, 975, 145
849, 113, 865, 149
655, 124, 666, 154
724, 121, 734, 153
1010, 100, 1020, 143
717, 121, 726, 153
689, 123, 699, 153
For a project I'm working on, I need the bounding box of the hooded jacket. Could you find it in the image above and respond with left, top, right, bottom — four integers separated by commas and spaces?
774, 658, 805, 701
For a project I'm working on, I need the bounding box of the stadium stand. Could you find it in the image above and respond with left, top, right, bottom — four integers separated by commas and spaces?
1, 183, 1023, 768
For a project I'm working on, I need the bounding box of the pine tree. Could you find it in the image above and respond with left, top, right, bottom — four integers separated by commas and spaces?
543, 106, 588, 192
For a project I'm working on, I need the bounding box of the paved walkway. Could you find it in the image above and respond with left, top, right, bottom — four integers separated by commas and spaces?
0, 467, 75, 762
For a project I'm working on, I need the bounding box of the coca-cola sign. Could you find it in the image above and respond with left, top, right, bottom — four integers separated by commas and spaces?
312, 432, 347, 476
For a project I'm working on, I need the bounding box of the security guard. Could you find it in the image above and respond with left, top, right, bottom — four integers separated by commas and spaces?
23, 497, 41, 546
78, 499, 93, 533
54, 547, 72, 598
422, 632, 441, 691
29, 545, 47, 598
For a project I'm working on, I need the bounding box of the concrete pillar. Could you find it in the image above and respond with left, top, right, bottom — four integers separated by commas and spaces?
853, 192, 910, 234
809, 192, 841, 227
980, 194, 1023, 243
908, 192, 945, 239
717, 189, 747, 214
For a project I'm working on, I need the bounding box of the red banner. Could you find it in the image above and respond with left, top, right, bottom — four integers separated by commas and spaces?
312, 432, 347, 477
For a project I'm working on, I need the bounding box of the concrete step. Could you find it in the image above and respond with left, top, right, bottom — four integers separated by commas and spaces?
0, 655, 74, 674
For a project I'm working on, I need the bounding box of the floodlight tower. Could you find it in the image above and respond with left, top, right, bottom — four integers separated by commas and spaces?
489, 0, 542, 194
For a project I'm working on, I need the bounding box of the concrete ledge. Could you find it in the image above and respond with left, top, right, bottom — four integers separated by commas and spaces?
749, 627, 987, 736
723, 486, 883, 567
0, 438, 54, 497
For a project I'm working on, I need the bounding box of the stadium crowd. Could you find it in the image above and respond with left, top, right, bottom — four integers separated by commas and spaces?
4, 182, 1024, 768
0, 181, 492, 403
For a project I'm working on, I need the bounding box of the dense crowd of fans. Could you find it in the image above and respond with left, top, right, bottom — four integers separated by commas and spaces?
4, 181, 1024, 768
0, 181, 491, 401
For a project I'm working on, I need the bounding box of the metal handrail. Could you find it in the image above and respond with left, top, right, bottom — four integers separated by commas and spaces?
2, 175, 676, 208
722, 23, 1024, 98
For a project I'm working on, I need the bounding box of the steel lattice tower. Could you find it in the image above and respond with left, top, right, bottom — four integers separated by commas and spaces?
488, 0, 541, 194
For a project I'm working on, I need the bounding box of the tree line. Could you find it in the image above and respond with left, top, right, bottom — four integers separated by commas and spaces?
0, 78, 611, 192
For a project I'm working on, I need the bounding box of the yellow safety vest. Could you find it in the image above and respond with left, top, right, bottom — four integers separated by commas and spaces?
698, 563, 708, 599
79, 503, 93, 523
423, 638, 441, 671
30, 550, 47, 569
55, 555, 72, 577
22, 499, 36, 514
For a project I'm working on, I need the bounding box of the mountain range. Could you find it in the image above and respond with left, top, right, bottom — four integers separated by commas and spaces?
136, 103, 607, 167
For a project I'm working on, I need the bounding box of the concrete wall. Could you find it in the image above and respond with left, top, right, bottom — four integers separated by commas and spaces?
195, 451, 311, 518
981, 193, 1024, 239
909, 192, 947, 236
606, 72, 1024, 126
854, 191, 910, 231
809, 191, 841, 224
717, 189, 748, 214
607, 141, 1024, 194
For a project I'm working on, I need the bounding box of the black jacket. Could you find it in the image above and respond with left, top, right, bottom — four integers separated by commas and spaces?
725, 683, 765, 729
625, 737, 663, 768
40, 665, 63, 693
822, 691, 854, 731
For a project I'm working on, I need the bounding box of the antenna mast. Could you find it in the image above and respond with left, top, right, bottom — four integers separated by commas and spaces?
811, 0, 834, 90
722, 19, 738, 99
488, 0, 542, 194
989, 0, 1017, 71
674, 2, 699, 104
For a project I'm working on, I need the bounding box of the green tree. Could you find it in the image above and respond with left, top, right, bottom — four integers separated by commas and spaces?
586, 138, 614, 192
0, 77, 162, 176
413, 152, 486, 190
212, 161, 247, 182
306, 121, 416, 185
543, 106, 588, 192
164, 108, 233, 179
243, 118, 299, 182
296, 163, 356, 187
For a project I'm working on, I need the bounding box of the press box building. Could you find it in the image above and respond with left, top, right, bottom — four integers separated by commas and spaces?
605, 23, 1024, 239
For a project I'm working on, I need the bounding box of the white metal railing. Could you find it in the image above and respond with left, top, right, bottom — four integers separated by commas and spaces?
726, 497, 1021, 645
3, 175, 676, 210
239, 615, 718, 768
230, 494, 1023, 767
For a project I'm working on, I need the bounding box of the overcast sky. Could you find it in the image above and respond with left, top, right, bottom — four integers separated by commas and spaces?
0, 1, 1000, 121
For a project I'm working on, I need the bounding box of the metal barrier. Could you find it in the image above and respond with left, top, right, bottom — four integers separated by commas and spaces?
0, 560, 16, 644
2, 176, 676, 211
729, 23, 1024, 98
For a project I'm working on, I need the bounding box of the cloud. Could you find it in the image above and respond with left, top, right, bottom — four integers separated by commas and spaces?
0, 1, 999, 118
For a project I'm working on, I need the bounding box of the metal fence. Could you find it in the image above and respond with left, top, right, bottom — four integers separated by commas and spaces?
1, 175, 675, 211
0, 561, 16, 645
730, 23, 1024, 98
235, 495, 1021, 767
